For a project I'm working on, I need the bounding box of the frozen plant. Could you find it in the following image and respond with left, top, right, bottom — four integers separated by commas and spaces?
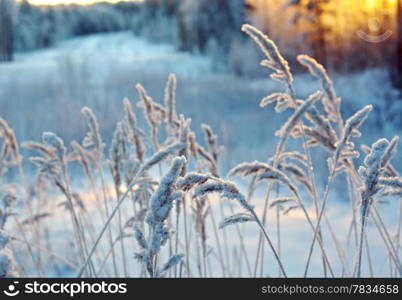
134, 157, 186, 277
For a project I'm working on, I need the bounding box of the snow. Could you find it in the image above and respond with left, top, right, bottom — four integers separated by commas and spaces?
1, 31, 398, 171
0, 31, 401, 278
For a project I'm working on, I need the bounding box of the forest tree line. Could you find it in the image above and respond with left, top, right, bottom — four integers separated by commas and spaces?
0, 0, 401, 89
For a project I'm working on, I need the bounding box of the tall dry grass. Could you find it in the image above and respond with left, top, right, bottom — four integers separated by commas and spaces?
0, 24, 401, 278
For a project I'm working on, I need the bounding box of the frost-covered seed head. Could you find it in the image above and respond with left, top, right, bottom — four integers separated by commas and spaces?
81, 107, 104, 154
219, 213, 256, 229
164, 74, 178, 126
228, 161, 271, 177
242, 24, 293, 83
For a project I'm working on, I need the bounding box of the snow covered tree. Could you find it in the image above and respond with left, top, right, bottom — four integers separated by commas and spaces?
286, 0, 332, 65
392, 0, 402, 90
140, 0, 181, 43
0, 0, 16, 62
177, 0, 244, 53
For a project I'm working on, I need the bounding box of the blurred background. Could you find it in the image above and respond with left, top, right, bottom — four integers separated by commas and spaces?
0, 0, 401, 172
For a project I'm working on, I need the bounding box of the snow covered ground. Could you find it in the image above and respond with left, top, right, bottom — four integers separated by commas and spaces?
1, 31, 399, 170
0, 31, 401, 278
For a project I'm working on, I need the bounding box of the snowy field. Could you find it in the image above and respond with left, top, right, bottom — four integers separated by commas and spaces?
0, 31, 401, 278
1, 31, 399, 170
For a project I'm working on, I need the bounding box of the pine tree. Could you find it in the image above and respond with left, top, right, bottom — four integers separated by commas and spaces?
286, 0, 332, 65
0, 0, 16, 62
177, 0, 244, 53
393, 0, 402, 90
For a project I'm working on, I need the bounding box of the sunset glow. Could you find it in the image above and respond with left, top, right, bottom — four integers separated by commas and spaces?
365, 0, 397, 9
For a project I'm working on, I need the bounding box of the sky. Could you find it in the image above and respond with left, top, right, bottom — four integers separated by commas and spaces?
26, 0, 143, 5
